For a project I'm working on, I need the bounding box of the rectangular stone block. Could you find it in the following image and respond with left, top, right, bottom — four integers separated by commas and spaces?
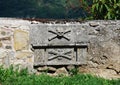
34, 49, 45, 65
47, 25, 75, 46
33, 47, 87, 66
30, 24, 88, 66
30, 25, 48, 46
77, 48, 87, 64
30, 25, 76, 46
46, 48, 75, 65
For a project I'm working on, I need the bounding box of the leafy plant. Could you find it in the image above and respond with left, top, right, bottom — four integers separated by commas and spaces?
92, 0, 120, 19
80, 0, 120, 20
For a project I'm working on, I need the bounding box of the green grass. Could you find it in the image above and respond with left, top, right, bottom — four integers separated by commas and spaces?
0, 66, 119, 85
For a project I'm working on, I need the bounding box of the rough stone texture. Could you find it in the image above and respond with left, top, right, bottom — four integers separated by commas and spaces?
15, 51, 33, 59
79, 67, 120, 79
0, 49, 7, 59
37, 66, 57, 72
0, 41, 2, 47
0, 18, 34, 72
30, 24, 88, 46
67, 65, 75, 71
54, 67, 68, 76
14, 29, 29, 51
30, 25, 88, 65
0, 18, 119, 79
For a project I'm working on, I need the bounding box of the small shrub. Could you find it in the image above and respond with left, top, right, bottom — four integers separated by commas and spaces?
92, 0, 120, 19
80, 0, 120, 20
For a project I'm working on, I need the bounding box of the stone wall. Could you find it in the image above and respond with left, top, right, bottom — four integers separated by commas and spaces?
0, 18, 119, 79
0, 18, 33, 72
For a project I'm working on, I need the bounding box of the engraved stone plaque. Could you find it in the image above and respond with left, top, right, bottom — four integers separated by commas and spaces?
30, 24, 88, 66
30, 25, 75, 46
46, 48, 75, 65
47, 26, 74, 45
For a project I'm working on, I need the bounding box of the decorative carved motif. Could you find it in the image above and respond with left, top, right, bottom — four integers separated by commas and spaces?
48, 49, 72, 61
48, 29, 71, 41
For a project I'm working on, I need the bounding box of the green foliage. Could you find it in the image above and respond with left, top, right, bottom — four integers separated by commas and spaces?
69, 67, 79, 76
91, 0, 120, 19
0, 0, 86, 19
0, 0, 119, 19
0, 66, 120, 85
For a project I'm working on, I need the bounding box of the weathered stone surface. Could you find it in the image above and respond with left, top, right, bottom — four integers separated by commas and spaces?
0, 28, 12, 38
30, 25, 88, 46
37, 66, 56, 72
55, 67, 68, 76
0, 41, 2, 47
46, 48, 76, 65
67, 65, 75, 70
79, 67, 120, 79
34, 49, 45, 65
0, 49, 7, 59
30, 25, 88, 66
77, 48, 87, 64
89, 22, 99, 27
107, 63, 120, 74
2, 55, 10, 67
15, 51, 33, 59
0, 36, 11, 41
14, 29, 29, 51
5, 45, 12, 49
0, 59, 2, 65
13, 59, 25, 65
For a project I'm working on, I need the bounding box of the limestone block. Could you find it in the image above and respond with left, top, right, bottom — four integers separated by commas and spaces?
0, 49, 10, 67
3, 55, 10, 68
46, 48, 75, 65
37, 66, 56, 72
14, 29, 29, 51
107, 62, 120, 74
0, 41, 2, 47
13, 59, 26, 68
55, 67, 68, 76
0, 48, 7, 59
15, 51, 33, 59
34, 49, 45, 65
0, 28, 12, 38
77, 48, 87, 64
67, 65, 75, 71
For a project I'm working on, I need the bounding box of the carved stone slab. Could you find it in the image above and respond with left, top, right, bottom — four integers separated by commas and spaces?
33, 47, 87, 65
30, 24, 88, 66
47, 26, 75, 46
30, 25, 76, 46
46, 48, 75, 65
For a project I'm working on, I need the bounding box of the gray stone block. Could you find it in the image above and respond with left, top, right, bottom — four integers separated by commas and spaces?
30, 24, 89, 66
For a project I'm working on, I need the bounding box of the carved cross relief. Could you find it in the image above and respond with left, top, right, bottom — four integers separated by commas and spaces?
48, 29, 71, 41
48, 49, 72, 61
